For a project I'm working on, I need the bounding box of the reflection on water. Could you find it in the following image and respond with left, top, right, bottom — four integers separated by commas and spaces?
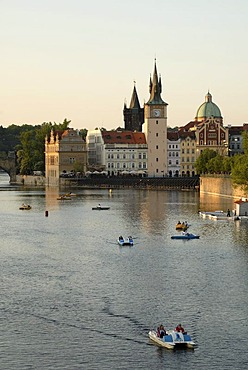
0, 174, 248, 369
199, 192, 235, 213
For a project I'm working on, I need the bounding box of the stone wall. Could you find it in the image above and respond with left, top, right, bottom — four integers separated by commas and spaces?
16, 175, 46, 186
200, 175, 247, 199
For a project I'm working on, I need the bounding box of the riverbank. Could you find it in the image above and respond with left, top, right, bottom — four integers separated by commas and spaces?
200, 174, 247, 199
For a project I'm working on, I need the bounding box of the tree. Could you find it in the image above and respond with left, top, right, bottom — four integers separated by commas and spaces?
194, 149, 217, 174
231, 153, 248, 193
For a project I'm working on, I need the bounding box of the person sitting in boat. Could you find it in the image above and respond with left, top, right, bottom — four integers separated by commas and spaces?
119, 236, 124, 241
175, 323, 186, 334
159, 324, 166, 338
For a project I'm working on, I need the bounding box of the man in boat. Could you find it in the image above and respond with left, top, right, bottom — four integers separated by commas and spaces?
175, 323, 186, 334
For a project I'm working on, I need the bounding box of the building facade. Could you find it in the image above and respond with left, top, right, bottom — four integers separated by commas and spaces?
45, 128, 87, 185
167, 131, 180, 176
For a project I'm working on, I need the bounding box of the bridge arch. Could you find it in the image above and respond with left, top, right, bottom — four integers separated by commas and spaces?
0, 152, 16, 183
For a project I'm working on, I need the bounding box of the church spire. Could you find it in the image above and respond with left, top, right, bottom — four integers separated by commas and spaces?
147, 59, 166, 105
129, 82, 141, 109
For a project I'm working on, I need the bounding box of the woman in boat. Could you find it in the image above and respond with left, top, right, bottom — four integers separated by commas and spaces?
159, 324, 166, 338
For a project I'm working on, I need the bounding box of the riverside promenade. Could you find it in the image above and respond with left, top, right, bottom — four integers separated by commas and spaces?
60, 176, 200, 190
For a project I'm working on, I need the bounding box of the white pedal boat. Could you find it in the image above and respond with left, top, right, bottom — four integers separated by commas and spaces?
149, 330, 195, 350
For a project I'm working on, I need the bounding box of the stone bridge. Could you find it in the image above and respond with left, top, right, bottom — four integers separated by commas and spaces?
0, 152, 16, 183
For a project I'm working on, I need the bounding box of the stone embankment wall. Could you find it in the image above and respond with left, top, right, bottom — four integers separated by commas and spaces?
16, 175, 46, 186
200, 175, 247, 199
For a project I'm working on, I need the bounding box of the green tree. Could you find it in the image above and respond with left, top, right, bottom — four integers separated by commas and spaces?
231, 153, 248, 192
194, 149, 217, 174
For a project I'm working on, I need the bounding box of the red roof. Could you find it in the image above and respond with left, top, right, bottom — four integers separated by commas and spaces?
102, 131, 147, 144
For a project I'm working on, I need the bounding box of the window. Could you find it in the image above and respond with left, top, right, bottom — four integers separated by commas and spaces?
156, 133, 158, 137
182, 149, 184, 154
143, 153, 146, 159
156, 158, 158, 162
156, 145, 158, 149
117, 153, 119, 159
123, 153, 126, 159
139, 153, 142, 159
169, 160, 172, 165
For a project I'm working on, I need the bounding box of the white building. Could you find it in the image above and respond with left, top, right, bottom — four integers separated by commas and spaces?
86, 129, 147, 176
167, 131, 181, 176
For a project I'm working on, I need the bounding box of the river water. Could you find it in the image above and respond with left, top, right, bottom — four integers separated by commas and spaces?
0, 172, 247, 369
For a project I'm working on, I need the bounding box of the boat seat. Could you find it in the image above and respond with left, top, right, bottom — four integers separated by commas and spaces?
164, 335, 173, 342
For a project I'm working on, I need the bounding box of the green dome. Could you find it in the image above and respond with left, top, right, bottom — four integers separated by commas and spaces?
196, 92, 222, 121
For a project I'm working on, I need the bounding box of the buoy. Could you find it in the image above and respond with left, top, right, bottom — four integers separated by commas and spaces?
45, 210, 49, 217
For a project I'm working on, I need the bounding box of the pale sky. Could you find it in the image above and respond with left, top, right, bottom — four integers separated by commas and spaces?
1, 0, 247, 130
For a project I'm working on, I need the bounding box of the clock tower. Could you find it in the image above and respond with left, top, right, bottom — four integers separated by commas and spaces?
143, 60, 168, 177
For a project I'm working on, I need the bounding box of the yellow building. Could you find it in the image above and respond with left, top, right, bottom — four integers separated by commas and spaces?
45, 128, 87, 186
179, 131, 196, 176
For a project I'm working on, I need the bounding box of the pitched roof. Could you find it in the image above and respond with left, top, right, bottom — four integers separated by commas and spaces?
101, 130, 147, 144
167, 131, 179, 141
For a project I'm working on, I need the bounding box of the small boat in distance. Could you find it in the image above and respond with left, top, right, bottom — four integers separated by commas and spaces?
92, 204, 110, 210
149, 329, 195, 350
118, 236, 134, 246
171, 232, 200, 240
57, 195, 72, 200
175, 221, 189, 230
19, 204, 32, 210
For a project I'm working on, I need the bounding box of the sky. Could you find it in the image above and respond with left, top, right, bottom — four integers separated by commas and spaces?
1, 0, 248, 130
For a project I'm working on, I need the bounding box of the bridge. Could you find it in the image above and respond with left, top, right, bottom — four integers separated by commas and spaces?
0, 152, 16, 183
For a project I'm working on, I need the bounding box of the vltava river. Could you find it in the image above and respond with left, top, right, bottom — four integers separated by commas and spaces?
0, 172, 247, 369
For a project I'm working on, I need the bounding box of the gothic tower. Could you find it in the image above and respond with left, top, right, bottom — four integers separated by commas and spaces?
143, 60, 168, 177
123, 83, 144, 132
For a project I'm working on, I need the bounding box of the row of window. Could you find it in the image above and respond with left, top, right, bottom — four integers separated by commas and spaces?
107, 162, 147, 169
107, 153, 146, 159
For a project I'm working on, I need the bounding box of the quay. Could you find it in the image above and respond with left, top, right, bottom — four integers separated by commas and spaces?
60, 176, 200, 190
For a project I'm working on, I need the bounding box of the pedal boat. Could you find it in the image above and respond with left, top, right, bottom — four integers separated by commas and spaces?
149, 330, 195, 350
118, 237, 134, 246
171, 232, 200, 240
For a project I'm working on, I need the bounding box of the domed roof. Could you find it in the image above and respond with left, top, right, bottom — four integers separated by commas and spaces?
195, 92, 222, 121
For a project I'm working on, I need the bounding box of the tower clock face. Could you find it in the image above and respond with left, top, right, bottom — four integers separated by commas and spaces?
153, 109, 161, 117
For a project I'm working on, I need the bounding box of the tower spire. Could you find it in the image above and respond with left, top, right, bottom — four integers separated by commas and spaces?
147, 59, 166, 104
